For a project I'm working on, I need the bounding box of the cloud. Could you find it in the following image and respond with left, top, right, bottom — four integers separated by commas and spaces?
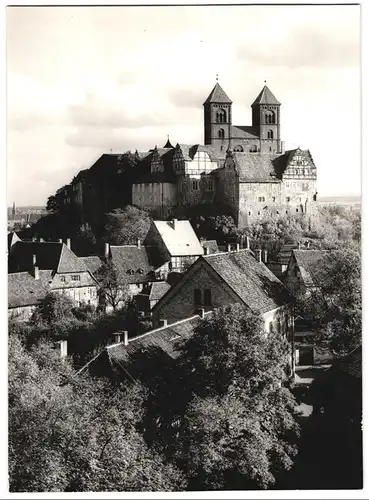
167, 87, 207, 109
237, 24, 360, 69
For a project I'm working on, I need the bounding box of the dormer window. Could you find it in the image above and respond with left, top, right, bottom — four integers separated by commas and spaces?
127, 269, 135, 275
137, 268, 144, 274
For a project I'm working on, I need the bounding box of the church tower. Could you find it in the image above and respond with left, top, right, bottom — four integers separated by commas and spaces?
251, 85, 282, 154
203, 82, 232, 153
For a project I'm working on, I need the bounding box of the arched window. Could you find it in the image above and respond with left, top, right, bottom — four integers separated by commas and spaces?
267, 130, 274, 139
217, 109, 227, 123
265, 111, 275, 124
218, 128, 225, 139
234, 145, 244, 152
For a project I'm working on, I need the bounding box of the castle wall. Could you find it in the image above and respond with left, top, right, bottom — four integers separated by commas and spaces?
132, 182, 177, 218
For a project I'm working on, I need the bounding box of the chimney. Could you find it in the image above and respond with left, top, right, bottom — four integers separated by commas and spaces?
263, 249, 268, 263
256, 249, 262, 263
32, 254, 37, 265
246, 236, 250, 250
39, 237, 44, 243
298, 242, 301, 250
66, 238, 71, 250
204, 246, 209, 255
59, 340, 68, 359
33, 265, 39, 280
198, 307, 205, 319
227, 244, 231, 252
113, 332, 121, 344
137, 239, 141, 249
123, 330, 129, 346
236, 243, 240, 252
104, 242, 110, 259
173, 218, 177, 230
159, 319, 168, 328
32, 237, 36, 242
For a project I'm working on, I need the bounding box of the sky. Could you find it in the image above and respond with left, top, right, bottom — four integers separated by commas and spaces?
6, 4, 361, 207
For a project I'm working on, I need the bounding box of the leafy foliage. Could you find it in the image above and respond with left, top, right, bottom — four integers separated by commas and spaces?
142, 305, 300, 490
103, 206, 151, 245
8, 335, 185, 492
96, 260, 129, 311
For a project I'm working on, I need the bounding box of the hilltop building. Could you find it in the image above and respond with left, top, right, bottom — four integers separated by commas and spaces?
52, 82, 318, 229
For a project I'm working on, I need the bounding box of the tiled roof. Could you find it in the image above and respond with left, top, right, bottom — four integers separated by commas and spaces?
203, 83, 232, 104
292, 250, 330, 288
231, 125, 260, 139
232, 153, 281, 182
335, 346, 361, 379
133, 148, 177, 184
149, 281, 171, 301
80, 256, 102, 276
8, 271, 52, 308
110, 245, 154, 284
201, 240, 219, 254
153, 220, 204, 257
203, 249, 292, 314
252, 85, 281, 106
8, 241, 92, 275
278, 243, 299, 265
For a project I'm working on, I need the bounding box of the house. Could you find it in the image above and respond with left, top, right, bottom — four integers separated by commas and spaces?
8, 270, 52, 321
83, 313, 210, 382
144, 219, 204, 273
7, 231, 21, 252
284, 249, 329, 298
8, 239, 99, 309
105, 241, 155, 297
80, 255, 103, 277
136, 281, 171, 318
152, 247, 293, 333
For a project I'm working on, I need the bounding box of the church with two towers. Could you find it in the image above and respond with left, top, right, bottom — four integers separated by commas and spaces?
130, 82, 318, 227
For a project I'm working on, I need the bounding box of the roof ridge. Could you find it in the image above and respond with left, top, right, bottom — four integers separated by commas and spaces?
106, 314, 202, 349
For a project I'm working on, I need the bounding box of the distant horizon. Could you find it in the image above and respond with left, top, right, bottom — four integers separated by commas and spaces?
8, 193, 362, 212
7, 5, 360, 205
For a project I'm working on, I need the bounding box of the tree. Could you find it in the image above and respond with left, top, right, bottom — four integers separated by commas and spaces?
296, 247, 361, 356
96, 260, 129, 311
8, 334, 185, 492
144, 305, 300, 490
103, 206, 151, 245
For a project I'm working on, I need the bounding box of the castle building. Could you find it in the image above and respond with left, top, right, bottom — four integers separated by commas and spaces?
62, 81, 318, 229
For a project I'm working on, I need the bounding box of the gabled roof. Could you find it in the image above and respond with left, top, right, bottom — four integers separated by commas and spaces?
203, 249, 292, 314
8, 271, 52, 308
277, 243, 299, 265
292, 250, 330, 288
252, 85, 281, 106
8, 241, 91, 275
8, 232, 21, 251
80, 256, 102, 276
110, 245, 154, 284
149, 281, 171, 301
89, 314, 210, 380
203, 83, 232, 105
153, 220, 204, 257
133, 147, 177, 184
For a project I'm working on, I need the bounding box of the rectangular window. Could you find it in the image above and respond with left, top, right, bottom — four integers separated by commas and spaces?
286, 182, 290, 188
194, 288, 202, 305
258, 196, 265, 202
302, 183, 309, 191
192, 180, 199, 191
286, 197, 291, 202
272, 196, 276, 202
71, 275, 80, 282
60, 275, 66, 282
204, 289, 212, 306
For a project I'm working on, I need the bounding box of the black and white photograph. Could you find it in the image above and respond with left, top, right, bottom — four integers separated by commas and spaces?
6, 2, 362, 494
